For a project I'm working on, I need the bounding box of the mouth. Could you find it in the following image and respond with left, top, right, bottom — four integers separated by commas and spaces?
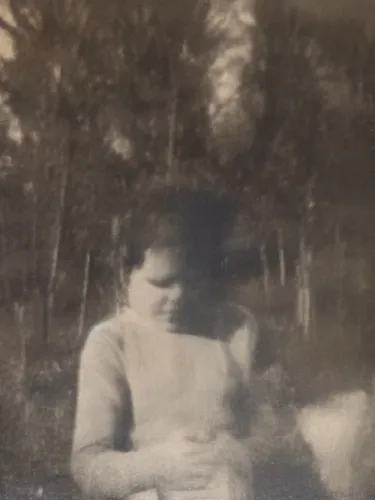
161, 308, 178, 318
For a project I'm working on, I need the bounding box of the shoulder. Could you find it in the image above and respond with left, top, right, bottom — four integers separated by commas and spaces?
219, 302, 258, 347
218, 303, 258, 380
235, 304, 258, 336
81, 313, 131, 366
83, 308, 139, 349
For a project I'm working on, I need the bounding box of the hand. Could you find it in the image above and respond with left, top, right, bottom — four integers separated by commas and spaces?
151, 429, 222, 492
213, 432, 252, 478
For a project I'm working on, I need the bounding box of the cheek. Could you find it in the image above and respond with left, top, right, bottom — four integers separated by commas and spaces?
129, 275, 166, 311
128, 273, 148, 311
147, 288, 168, 311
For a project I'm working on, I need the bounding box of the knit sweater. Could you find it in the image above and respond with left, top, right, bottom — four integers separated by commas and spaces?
71, 303, 258, 500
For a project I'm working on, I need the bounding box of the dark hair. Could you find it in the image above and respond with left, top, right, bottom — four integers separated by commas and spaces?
125, 185, 238, 281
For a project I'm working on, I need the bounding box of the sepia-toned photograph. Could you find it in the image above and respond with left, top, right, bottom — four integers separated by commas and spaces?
1, 0, 375, 499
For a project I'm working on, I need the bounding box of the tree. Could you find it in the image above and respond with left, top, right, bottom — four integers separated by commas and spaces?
0, 0, 220, 341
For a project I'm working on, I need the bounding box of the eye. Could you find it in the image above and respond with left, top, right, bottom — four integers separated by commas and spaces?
148, 277, 178, 289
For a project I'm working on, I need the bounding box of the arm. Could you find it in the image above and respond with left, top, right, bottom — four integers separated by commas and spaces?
71, 324, 161, 499
230, 308, 258, 468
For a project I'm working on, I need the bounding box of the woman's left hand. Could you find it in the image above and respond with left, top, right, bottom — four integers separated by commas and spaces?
183, 428, 252, 478
183, 430, 253, 499
213, 432, 252, 478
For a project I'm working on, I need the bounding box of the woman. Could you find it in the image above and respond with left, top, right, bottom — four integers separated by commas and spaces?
71, 185, 258, 500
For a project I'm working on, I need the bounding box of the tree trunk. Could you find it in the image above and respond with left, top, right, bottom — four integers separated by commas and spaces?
277, 226, 286, 287
296, 227, 313, 337
44, 165, 69, 346
13, 302, 29, 434
260, 242, 269, 297
296, 179, 316, 337
78, 248, 91, 339
0, 202, 10, 302
30, 191, 38, 291
111, 215, 124, 313
166, 89, 178, 183
335, 221, 345, 336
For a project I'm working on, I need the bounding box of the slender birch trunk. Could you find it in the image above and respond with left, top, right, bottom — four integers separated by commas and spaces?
30, 190, 38, 291
297, 183, 315, 338
0, 202, 10, 302
335, 221, 345, 336
277, 226, 286, 287
297, 227, 312, 337
111, 215, 123, 314
44, 165, 69, 346
13, 302, 29, 432
78, 247, 91, 339
260, 242, 269, 297
166, 89, 177, 183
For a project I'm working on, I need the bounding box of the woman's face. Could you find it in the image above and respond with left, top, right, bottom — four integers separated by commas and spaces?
128, 247, 192, 328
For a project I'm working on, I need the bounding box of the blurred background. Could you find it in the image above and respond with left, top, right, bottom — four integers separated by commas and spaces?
0, 0, 375, 498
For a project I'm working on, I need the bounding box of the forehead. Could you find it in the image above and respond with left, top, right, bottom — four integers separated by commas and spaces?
140, 247, 186, 281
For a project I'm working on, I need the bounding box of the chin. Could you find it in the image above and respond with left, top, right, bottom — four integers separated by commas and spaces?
160, 314, 181, 330
163, 314, 179, 326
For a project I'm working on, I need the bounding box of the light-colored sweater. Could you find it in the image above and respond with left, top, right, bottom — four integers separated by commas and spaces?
71, 303, 258, 500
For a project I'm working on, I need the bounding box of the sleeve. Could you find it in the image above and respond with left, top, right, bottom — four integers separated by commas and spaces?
71, 324, 158, 499
71, 324, 130, 458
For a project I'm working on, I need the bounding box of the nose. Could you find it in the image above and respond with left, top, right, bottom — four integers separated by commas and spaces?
168, 283, 183, 303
